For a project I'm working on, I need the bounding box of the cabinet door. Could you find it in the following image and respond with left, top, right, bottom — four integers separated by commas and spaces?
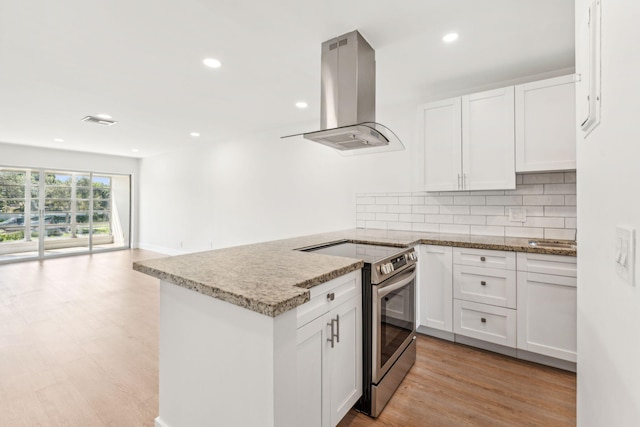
515, 75, 577, 172
517, 271, 577, 362
462, 87, 516, 190
418, 98, 462, 191
419, 245, 453, 332
329, 296, 362, 427
297, 313, 330, 427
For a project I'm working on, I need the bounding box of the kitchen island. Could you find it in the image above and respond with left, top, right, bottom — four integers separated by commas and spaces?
133, 228, 576, 427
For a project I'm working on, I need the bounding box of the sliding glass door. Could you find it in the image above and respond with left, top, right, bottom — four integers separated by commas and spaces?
0, 167, 130, 263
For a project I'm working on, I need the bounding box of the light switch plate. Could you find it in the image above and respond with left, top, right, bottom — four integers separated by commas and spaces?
615, 226, 635, 286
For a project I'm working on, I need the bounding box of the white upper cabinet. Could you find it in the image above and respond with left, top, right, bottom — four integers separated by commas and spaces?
418, 87, 515, 191
462, 87, 516, 190
515, 75, 577, 172
419, 98, 462, 192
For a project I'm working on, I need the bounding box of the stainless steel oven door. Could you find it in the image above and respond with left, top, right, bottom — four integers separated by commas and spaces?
372, 265, 416, 384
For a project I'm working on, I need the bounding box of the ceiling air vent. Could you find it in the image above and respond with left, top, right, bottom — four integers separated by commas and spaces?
81, 115, 117, 126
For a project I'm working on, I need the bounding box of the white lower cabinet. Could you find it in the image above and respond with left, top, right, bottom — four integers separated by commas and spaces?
418, 245, 453, 332
453, 299, 517, 347
516, 253, 577, 362
419, 245, 577, 368
296, 275, 362, 427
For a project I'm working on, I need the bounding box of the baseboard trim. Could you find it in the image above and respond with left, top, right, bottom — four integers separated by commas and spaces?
417, 325, 455, 342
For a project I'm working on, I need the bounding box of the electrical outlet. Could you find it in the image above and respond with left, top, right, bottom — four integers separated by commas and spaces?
508, 208, 526, 222
615, 226, 635, 286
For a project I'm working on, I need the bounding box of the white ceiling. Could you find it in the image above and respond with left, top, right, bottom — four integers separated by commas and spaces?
0, 0, 574, 158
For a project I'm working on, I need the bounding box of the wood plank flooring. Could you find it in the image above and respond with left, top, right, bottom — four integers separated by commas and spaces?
0, 249, 576, 426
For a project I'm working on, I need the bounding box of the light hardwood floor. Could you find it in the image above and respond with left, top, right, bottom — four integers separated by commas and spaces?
0, 249, 576, 426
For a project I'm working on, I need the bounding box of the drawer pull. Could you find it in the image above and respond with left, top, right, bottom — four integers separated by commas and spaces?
480, 256, 486, 262
327, 292, 335, 301
480, 281, 487, 286
481, 318, 487, 323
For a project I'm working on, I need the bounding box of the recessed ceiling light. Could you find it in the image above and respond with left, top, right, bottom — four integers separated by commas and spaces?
203, 58, 222, 68
295, 101, 308, 109
442, 33, 459, 43
131, 149, 139, 153
53, 138, 64, 142
190, 132, 200, 137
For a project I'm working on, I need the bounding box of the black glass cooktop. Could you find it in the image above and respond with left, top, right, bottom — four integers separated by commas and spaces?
301, 241, 406, 265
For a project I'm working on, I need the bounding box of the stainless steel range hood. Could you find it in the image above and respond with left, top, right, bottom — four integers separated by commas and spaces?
284, 30, 403, 153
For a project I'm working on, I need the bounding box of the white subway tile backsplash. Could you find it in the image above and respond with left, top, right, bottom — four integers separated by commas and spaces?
399, 196, 425, 205
545, 206, 577, 217
365, 205, 388, 213
424, 196, 454, 205
487, 196, 522, 206
564, 172, 576, 183
388, 205, 412, 214
544, 184, 577, 195
355, 172, 576, 240
388, 222, 412, 231
440, 205, 470, 215
523, 195, 565, 206
487, 216, 520, 227
413, 205, 440, 214
545, 228, 576, 240
399, 213, 425, 223
365, 220, 388, 229
523, 172, 565, 184
412, 223, 440, 232
376, 213, 399, 222
453, 196, 486, 205
454, 215, 486, 225
470, 225, 505, 236
505, 227, 544, 238
424, 214, 454, 224
356, 212, 375, 221
471, 206, 505, 216
523, 217, 565, 228
505, 184, 544, 195
376, 196, 399, 205
357, 196, 375, 205
440, 224, 470, 234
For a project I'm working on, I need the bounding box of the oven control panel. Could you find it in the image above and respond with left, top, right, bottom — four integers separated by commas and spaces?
374, 248, 418, 283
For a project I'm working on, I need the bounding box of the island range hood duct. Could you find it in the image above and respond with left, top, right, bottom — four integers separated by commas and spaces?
284, 30, 403, 153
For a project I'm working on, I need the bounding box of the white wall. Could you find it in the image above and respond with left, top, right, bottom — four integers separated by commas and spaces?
0, 141, 140, 245
575, 1, 640, 425
137, 115, 414, 254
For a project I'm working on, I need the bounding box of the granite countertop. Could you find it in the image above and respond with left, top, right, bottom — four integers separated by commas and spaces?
133, 228, 577, 318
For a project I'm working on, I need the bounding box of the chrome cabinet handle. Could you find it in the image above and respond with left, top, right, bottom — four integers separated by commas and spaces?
326, 292, 335, 301
335, 314, 340, 344
327, 319, 335, 348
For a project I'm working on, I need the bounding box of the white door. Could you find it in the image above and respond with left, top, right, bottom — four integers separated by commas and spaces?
419, 245, 453, 332
418, 98, 462, 191
296, 313, 330, 427
516, 271, 577, 362
515, 75, 576, 172
462, 87, 516, 190
329, 296, 362, 427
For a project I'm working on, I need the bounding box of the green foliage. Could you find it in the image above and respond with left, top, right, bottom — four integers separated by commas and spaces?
0, 230, 24, 242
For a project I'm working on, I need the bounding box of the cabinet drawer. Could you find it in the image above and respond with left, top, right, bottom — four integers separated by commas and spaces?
453, 265, 516, 308
297, 272, 360, 328
453, 300, 516, 347
517, 252, 577, 277
453, 247, 516, 270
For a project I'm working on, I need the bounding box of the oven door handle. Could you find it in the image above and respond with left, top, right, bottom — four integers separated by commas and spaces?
377, 267, 416, 298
